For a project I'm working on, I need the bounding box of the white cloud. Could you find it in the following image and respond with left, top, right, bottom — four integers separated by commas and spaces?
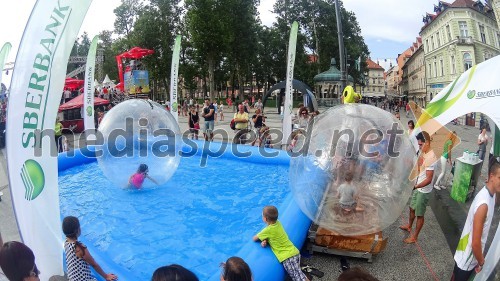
343, 0, 437, 44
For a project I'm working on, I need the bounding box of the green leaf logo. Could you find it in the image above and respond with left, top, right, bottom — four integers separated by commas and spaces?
467, 90, 476, 99
456, 233, 470, 252
21, 160, 45, 201
172, 102, 178, 112
86, 106, 93, 117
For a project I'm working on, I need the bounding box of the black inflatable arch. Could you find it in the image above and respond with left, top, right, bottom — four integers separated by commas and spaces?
262, 79, 318, 114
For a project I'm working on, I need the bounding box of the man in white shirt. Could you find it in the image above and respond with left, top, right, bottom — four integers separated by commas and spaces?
452, 161, 500, 280
400, 131, 437, 244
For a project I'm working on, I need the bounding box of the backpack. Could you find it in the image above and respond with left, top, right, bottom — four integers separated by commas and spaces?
230, 119, 236, 130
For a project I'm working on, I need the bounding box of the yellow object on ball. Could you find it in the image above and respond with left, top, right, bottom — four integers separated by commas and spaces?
342, 85, 362, 104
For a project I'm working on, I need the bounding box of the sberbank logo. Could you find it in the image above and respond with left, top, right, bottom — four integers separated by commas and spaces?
467, 90, 476, 99
20, 160, 45, 201
86, 106, 93, 117
172, 102, 178, 112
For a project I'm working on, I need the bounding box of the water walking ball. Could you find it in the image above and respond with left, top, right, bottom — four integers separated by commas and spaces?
96, 99, 182, 188
289, 104, 416, 236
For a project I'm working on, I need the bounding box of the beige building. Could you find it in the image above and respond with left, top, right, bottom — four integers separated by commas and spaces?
385, 65, 399, 97
364, 59, 385, 98
421, 0, 500, 102
401, 38, 427, 107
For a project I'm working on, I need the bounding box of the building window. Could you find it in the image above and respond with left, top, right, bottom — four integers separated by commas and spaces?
428, 63, 432, 78
463, 53, 472, 71
479, 25, 486, 43
459, 21, 468, 37
437, 32, 441, 47
446, 25, 452, 41
434, 61, 437, 77
440, 59, 444, 76
497, 33, 500, 48
451, 56, 456, 74
431, 36, 435, 50
426, 39, 429, 52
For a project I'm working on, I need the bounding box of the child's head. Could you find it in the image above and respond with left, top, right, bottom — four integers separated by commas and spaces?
345, 172, 354, 182
220, 256, 252, 281
62, 216, 81, 239
151, 264, 199, 281
0, 241, 39, 281
263, 205, 278, 223
138, 164, 149, 173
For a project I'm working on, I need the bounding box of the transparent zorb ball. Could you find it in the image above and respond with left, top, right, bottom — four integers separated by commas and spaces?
289, 104, 415, 236
96, 99, 181, 188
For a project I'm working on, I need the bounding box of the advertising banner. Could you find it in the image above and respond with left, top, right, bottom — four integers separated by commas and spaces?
84, 35, 98, 136
0, 42, 12, 87
282, 21, 298, 148
6, 1, 93, 279
169, 35, 181, 122
124, 70, 150, 94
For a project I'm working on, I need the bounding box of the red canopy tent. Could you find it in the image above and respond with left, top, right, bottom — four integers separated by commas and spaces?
59, 94, 109, 111
64, 78, 84, 90
58, 94, 110, 133
115, 47, 154, 91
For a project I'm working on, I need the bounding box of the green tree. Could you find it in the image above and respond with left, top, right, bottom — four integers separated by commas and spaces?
185, 0, 230, 100
114, 0, 143, 38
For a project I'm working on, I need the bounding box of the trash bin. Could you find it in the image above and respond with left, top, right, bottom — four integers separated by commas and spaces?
451, 156, 483, 202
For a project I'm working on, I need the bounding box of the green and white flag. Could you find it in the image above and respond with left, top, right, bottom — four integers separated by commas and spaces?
84, 35, 99, 137
169, 35, 181, 122
6, 1, 93, 279
282, 22, 299, 147
0, 42, 12, 86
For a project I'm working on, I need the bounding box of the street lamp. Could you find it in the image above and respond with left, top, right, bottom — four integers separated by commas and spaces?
334, 0, 347, 91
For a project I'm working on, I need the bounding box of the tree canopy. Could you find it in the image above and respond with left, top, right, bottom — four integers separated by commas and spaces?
71, 0, 370, 101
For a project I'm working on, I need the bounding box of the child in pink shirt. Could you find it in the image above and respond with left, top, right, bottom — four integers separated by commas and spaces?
128, 164, 158, 189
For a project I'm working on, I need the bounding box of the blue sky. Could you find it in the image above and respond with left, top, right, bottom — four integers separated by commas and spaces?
2, 0, 440, 70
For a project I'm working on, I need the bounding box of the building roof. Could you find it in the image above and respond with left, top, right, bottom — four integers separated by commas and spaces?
421, 0, 495, 32
313, 58, 354, 83
366, 59, 384, 70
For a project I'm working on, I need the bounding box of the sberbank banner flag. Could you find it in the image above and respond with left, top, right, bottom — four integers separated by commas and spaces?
6, 1, 92, 280
417, 55, 500, 146
282, 21, 298, 147
0, 42, 12, 86
169, 35, 181, 122
84, 35, 99, 136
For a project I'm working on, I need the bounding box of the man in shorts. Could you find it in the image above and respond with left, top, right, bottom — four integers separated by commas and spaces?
400, 131, 437, 244
201, 99, 215, 141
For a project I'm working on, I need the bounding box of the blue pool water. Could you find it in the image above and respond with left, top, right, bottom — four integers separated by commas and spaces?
58, 156, 290, 280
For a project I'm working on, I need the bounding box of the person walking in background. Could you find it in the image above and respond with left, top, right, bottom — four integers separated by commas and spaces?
201, 99, 215, 141
434, 131, 457, 190
451, 161, 500, 281
188, 106, 200, 140
400, 131, 437, 244
233, 104, 249, 144
477, 127, 489, 161
55, 117, 64, 153
406, 102, 411, 118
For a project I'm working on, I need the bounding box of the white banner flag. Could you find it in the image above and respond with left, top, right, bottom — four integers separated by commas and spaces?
169, 35, 181, 122
282, 22, 298, 148
6, 1, 93, 279
84, 35, 98, 138
0, 42, 12, 86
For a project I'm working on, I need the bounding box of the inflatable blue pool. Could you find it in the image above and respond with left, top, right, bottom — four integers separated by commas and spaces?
58, 142, 311, 281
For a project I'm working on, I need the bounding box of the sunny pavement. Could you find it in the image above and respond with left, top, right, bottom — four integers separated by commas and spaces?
0, 105, 498, 280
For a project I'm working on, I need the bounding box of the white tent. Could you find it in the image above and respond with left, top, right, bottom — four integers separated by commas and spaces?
101, 74, 115, 87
